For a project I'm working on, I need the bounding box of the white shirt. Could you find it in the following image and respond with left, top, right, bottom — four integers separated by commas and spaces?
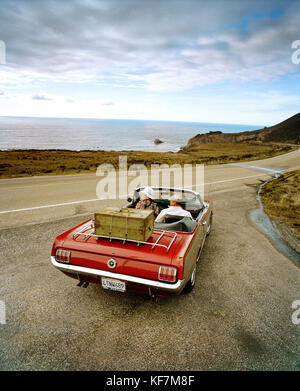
155, 205, 193, 223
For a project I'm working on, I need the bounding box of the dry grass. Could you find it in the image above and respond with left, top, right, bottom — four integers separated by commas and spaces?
0, 143, 295, 179
260, 169, 300, 238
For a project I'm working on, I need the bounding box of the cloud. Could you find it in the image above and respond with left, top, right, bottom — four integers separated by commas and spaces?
32, 93, 53, 101
101, 101, 114, 106
0, 0, 299, 91
0, 90, 4, 95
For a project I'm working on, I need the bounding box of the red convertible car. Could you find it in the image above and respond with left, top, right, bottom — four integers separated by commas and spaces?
51, 187, 213, 298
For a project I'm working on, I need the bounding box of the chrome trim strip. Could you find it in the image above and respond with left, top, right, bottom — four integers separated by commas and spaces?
51, 256, 184, 291
137, 186, 203, 207
138, 186, 200, 197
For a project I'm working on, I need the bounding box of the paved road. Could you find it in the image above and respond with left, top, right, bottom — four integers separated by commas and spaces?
0, 149, 299, 370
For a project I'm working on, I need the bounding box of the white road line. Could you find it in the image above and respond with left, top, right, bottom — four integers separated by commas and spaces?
226, 163, 283, 174
0, 198, 102, 214
204, 173, 268, 185
0, 173, 269, 215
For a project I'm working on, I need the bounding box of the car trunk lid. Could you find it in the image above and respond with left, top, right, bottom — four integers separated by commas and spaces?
59, 219, 183, 267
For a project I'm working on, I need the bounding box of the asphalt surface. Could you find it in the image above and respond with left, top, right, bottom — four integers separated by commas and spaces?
0, 149, 299, 370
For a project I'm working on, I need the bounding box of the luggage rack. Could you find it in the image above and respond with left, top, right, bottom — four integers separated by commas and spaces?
72, 220, 177, 253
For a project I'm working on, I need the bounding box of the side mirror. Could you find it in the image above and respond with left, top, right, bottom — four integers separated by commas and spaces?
127, 197, 132, 203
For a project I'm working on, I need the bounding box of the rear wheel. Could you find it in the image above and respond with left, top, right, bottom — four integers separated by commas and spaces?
184, 264, 196, 293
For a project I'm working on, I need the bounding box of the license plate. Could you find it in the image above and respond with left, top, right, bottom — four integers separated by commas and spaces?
101, 277, 126, 292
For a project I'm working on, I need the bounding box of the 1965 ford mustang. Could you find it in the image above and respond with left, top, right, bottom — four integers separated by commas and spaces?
51, 187, 213, 298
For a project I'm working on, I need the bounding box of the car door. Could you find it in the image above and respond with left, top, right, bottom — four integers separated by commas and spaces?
182, 204, 212, 283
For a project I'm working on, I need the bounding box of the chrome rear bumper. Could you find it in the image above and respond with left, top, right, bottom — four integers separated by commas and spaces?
51, 256, 184, 292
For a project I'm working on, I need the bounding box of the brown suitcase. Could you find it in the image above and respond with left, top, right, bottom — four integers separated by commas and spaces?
94, 207, 154, 242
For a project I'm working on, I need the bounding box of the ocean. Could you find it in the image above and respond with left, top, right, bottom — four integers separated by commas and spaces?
0, 116, 261, 152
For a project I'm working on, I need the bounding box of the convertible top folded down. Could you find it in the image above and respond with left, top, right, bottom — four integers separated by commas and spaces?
154, 216, 197, 232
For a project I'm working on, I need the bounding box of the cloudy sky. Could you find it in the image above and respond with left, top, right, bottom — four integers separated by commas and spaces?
0, 0, 299, 125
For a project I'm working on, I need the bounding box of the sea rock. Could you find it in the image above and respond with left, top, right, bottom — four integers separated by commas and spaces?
154, 138, 163, 144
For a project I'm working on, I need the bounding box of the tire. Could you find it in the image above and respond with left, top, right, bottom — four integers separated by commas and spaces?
183, 264, 196, 293
206, 213, 213, 236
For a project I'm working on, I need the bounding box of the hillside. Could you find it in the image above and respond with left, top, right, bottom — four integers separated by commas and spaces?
183, 113, 300, 149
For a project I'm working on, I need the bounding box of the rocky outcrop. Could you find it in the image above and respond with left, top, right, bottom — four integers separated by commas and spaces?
182, 113, 300, 150
184, 132, 236, 148
154, 138, 163, 144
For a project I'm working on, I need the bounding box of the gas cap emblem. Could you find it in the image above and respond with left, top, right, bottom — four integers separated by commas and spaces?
107, 258, 117, 269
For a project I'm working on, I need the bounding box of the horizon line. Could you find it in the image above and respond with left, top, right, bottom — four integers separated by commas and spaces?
0, 114, 264, 128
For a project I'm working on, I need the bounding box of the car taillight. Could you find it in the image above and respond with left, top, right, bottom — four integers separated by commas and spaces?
158, 266, 177, 283
55, 249, 71, 263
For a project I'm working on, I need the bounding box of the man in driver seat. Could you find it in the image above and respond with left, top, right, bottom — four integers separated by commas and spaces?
155, 199, 192, 223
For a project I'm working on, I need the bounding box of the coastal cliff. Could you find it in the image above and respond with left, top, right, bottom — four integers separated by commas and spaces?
183, 113, 300, 150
